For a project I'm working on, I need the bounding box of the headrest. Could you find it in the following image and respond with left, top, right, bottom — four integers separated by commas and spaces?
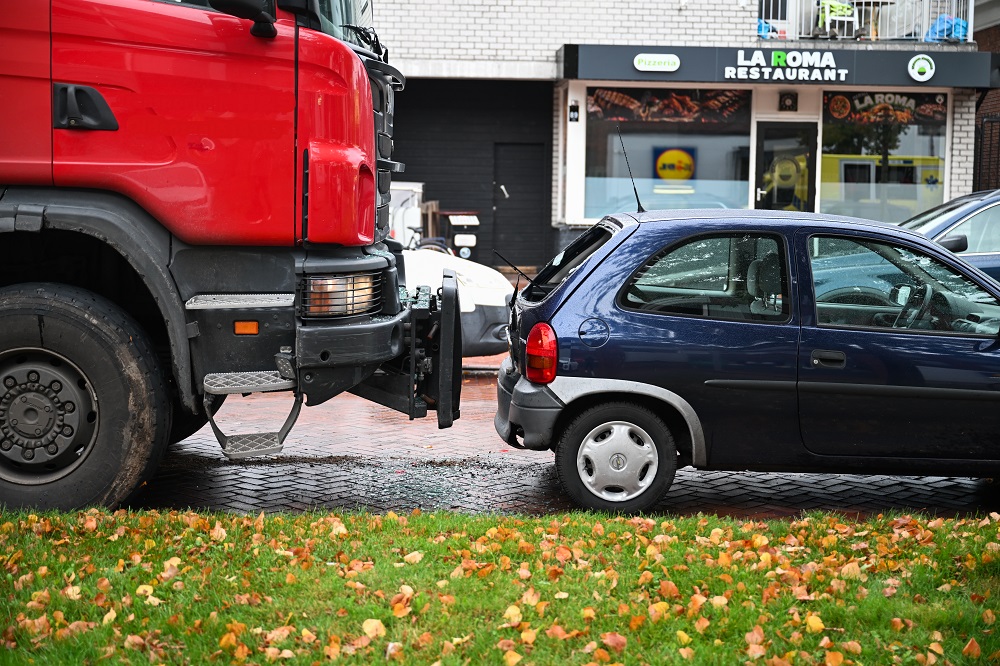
747, 252, 781, 298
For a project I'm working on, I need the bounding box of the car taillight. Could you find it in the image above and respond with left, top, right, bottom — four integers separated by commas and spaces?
525, 322, 558, 384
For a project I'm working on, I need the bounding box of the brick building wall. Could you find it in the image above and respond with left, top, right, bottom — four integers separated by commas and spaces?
377, 0, 759, 79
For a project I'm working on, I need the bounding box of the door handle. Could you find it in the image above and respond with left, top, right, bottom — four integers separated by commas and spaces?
756, 187, 768, 202
811, 349, 846, 369
499, 184, 510, 199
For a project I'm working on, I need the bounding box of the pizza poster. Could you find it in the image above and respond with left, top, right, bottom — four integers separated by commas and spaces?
823, 92, 947, 126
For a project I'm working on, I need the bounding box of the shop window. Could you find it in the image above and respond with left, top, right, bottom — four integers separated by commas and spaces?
584, 88, 752, 219
819, 91, 946, 223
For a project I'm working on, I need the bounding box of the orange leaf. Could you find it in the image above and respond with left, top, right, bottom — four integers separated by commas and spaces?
746, 625, 765, 646
546, 624, 569, 640
679, 647, 695, 660
629, 615, 646, 631
747, 644, 767, 659
601, 632, 627, 653
521, 628, 537, 645
694, 617, 710, 633
825, 651, 844, 666
660, 580, 680, 598
219, 632, 238, 649
840, 641, 862, 655
362, 618, 385, 639
963, 638, 981, 658
503, 650, 522, 666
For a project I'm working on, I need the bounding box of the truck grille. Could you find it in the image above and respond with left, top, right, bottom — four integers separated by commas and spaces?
299, 272, 383, 318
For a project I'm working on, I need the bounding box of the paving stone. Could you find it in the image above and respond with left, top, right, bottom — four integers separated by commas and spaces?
130, 375, 1000, 518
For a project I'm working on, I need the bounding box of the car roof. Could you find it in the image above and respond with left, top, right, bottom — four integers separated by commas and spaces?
600, 208, 946, 249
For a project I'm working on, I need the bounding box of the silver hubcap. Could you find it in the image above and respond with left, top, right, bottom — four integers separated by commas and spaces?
577, 420, 658, 502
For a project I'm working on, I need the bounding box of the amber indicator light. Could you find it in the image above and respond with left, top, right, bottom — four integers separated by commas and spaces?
233, 321, 259, 335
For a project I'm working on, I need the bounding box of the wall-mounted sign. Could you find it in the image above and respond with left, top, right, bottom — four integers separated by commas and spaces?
634, 53, 680, 72
823, 91, 947, 125
654, 148, 696, 180
724, 49, 849, 82
560, 45, 1000, 89
908, 54, 936, 82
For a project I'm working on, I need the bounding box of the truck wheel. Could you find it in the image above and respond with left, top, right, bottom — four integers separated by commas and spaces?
555, 402, 676, 513
0, 284, 171, 509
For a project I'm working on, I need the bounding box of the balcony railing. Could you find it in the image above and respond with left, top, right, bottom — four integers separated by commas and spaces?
758, 0, 972, 42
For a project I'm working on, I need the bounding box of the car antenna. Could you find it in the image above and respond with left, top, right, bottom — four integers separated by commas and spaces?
493, 250, 539, 289
617, 125, 645, 214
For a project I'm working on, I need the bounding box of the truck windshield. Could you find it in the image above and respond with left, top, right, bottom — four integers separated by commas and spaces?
316, 0, 375, 48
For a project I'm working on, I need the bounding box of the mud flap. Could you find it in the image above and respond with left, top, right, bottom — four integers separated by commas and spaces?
348, 270, 462, 428
427, 270, 462, 428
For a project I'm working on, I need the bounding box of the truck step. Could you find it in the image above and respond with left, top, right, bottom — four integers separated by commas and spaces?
204, 371, 295, 395
221, 432, 284, 459
204, 391, 303, 460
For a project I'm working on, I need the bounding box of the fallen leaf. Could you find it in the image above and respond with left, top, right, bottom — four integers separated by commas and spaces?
679, 647, 695, 660
362, 619, 385, 639
503, 650, 522, 665
403, 551, 423, 565
210, 522, 227, 542
601, 632, 626, 653
963, 638, 981, 658
806, 616, 825, 634
677, 630, 692, 646
504, 605, 522, 626
825, 651, 844, 666
102, 609, 116, 625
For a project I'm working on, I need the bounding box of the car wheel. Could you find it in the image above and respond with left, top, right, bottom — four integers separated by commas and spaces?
0, 283, 171, 509
555, 402, 676, 512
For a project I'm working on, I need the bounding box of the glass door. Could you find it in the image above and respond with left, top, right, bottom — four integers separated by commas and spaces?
755, 122, 817, 212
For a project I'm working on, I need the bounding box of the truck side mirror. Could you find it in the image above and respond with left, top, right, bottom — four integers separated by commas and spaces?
209, 0, 278, 38
938, 234, 969, 253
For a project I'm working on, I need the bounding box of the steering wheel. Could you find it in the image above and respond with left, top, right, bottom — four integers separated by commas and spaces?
892, 283, 934, 329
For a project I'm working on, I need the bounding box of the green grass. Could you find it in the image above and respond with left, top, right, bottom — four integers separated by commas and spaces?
1, 510, 998, 665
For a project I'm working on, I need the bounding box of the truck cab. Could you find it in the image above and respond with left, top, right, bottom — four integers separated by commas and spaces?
0, 0, 459, 510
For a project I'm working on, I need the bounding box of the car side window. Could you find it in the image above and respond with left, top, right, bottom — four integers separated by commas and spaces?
941, 204, 1000, 254
810, 235, 1000, 335
622, 233, 789, 323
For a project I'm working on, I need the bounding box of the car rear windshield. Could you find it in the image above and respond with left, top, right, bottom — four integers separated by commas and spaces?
523, 225, 613, 302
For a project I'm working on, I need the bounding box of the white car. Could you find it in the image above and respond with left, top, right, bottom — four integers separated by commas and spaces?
402, 250, 513, 356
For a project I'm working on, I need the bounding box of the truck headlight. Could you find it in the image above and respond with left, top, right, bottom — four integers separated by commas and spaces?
301, 272, 381, 317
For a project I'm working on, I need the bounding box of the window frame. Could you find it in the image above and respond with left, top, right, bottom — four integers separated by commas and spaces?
617, 231, 792, 325
806, 232, 1000, 338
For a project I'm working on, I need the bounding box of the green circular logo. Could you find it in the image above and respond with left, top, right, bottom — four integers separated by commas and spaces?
908, 54, 935, 82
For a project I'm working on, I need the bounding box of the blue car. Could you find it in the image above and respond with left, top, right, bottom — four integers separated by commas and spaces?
495, 210, 1000, 512
899, 189, 1000, 282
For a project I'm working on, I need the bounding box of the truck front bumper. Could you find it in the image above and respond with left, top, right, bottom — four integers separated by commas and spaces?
494, 356, 564, 450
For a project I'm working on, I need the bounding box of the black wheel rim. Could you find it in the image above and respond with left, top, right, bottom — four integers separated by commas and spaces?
0, 348, 99, 484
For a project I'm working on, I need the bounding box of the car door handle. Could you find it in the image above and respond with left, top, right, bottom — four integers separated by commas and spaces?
811, 350, 846, 369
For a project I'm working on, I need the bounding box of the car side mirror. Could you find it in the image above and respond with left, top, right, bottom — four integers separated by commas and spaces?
209, 0, 278, 38
890, 284, 912, 306
938, 234, 969, 253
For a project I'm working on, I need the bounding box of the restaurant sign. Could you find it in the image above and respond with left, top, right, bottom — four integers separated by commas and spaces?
823, 91, 947, 125
725, 49, 849, 82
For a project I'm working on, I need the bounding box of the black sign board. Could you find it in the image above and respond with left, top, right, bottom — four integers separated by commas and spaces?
560, 45, 1000, 89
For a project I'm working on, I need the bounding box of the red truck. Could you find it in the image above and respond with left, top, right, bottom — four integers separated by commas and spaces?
0, 0, 460, 510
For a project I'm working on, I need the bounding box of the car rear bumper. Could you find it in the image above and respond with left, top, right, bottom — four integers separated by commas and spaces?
494, 356, 564, 450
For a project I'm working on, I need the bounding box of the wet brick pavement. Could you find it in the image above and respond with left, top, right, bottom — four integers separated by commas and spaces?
132, 366, 1000, 518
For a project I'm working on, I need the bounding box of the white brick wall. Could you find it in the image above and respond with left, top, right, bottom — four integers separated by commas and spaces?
950, 88, 977, 197
377, 0, 759, 78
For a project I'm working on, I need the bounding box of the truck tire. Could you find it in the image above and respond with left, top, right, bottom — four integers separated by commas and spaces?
0, 283, 171, 509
